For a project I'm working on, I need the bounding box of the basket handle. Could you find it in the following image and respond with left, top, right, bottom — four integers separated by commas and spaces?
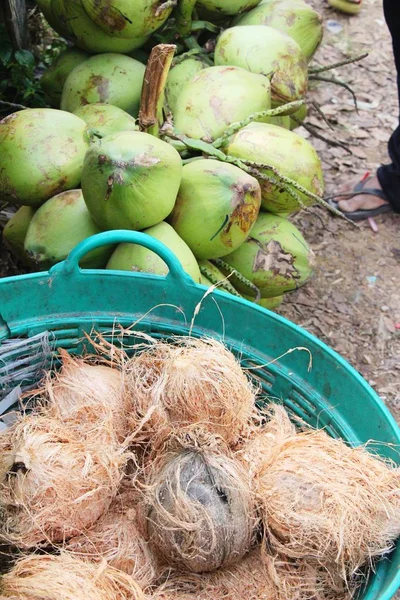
54, 230, 193, 283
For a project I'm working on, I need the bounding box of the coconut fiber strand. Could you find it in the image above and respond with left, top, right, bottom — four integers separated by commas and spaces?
38, 350, 128, 443
0, 553, 145, 600
124, 336, 257, 448
0, 413, 129, 548
238, 405, 400, 580
143, 431, 256, 573
66, 490, 158, 589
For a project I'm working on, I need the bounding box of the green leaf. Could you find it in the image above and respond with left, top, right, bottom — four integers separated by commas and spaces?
14, 50, 35, 70
0, 45, 12, 66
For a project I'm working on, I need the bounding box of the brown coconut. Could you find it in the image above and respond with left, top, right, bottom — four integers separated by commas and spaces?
238, 404, 400, 579
0, 552, 145, 600
39, 350, 127, 443
124, 336, 257, 449
66, 490, 158, 588
0, 413, 129, 548
143, 431, 256, 574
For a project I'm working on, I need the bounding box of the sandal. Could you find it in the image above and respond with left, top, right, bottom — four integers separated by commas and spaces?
326, 174, 393, 221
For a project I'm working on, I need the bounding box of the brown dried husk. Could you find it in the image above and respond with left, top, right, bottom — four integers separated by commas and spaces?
151, 547, 276, 600
0, 552, 146, 600
124, 336, 257, 449
0, 413, 129, 548
238, 404, 400, 579
143, 431, 256, 573
38, 350, 128, 443
66, 490, 158, 588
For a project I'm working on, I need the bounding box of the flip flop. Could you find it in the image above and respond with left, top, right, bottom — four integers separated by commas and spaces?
326, 174, 393, 221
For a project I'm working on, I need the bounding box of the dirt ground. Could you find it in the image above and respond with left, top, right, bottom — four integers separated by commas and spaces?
276, 0, 400, 422
0, 0, 398, 419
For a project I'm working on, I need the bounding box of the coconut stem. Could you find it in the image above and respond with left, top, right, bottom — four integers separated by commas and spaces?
295, 119, 352, 154
212, 100, 306, 149
309, 75, 358, 111
199, 263, 242, 297
191, 20, 220, 33
213, 259, 262, 302
175, 0, 198, 37
309, 52, 368, 74
138, 44, 176, 137
172, 48, 213, 67
161, 130, 355, 221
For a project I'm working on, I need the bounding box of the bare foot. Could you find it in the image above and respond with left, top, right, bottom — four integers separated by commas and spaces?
336, 175, 389, 213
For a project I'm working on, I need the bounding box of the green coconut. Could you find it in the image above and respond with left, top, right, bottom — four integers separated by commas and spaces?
81, 131, 182, 231
166, 56, 209, 115
174, 65, 271, 142
73, 103, 137, 139
80, 0, 174, 40
215, 25, 308, 109
169, 160, 261, 259
233, 0, 323, 61
2, 207, 36, 267
24, 190, 113, 269
50, 0, 147, 54
106, 221, 201, 282
243, 294, 284, 309
0, 109, 89, 207
196, 0, 260, 16
221, 212, 315, 298
266, 114, 290, 129
328, 0, 362, 15
289, 103, 308, 130
222, 122, 324, 214
61, 53, 145, 116
41, 48, 90, 108
36, 0, 69, 36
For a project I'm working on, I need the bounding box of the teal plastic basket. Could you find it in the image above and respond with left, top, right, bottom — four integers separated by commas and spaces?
0, 230, 399, 600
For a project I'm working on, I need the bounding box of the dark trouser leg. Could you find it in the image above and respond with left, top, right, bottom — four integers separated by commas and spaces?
377, 0, 400, 212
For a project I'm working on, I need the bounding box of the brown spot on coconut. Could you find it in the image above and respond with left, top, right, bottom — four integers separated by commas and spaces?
65, 490, 158, 588
123, 336, 257, 449
0, 413, 129, 548
142, 431, 256, 574
0, 552, 145, 600
237, 404, 400, 581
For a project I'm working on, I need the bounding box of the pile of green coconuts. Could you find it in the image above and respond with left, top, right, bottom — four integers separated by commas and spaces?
0, 0, 327, 310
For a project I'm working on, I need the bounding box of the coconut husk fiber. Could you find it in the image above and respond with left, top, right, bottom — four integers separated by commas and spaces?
151, 547, 276, 600
65, 490, 158, 589
124, 336, 257, 449
0, 413, 130, 548
237, 404, 400, 580
36, 350, 128, 443
142, 431, 256, 574
0, 552, 146, 600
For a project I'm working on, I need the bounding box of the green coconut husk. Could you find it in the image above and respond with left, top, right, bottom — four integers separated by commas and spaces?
73, 103, 138, 138
169, 159, 261, 259
41, 48, 90, 108
166, 55, 209, 115
143, 431, 256, 573
289, 104, 308, 130
233, 0, 323, 61
2, 206, 36, 267
49, 0, 149, 53
219, 212, 315, 298
243, 294, 284, 310
61, 53, 146, 116
173, 65, 271, 142
0, 109, 89, 207
221, 122, 324, 214
214, 26, 308, 109
106, 221, 201, 283
196, 0, 260, 17
24, 189, 114, 269
81, 131, 182, 231
328, 0, 362, 15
